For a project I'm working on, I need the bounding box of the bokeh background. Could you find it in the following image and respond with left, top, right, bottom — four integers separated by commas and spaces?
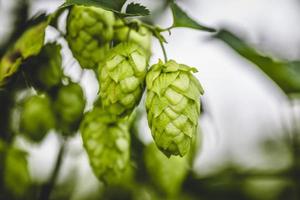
1, 0, 300, 199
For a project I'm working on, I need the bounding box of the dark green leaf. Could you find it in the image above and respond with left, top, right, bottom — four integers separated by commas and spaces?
170, 2, 215, 32
215, 29, 300, 95
63, 0, 127, 13
125, 2, 150, 16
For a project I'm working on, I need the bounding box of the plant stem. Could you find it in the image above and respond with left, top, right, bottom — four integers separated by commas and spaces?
38, 138, 66, 200
158, 35, 168, 62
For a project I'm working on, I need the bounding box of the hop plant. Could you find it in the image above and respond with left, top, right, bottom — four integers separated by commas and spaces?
80, 108, 130, 184
145, 60, 204, 157
98, 42, 148, 117
54, 82, 85, 135
66, 5, 115, 69
144, 142, 189, 196
114, 19, 152, 56
20, 94, 55, 142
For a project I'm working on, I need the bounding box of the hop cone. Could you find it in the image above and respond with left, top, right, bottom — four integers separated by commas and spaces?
20, 94, 55, 142
29, 43, 63, 90
98, 42, 148, 116
80, 108, 130, 184
1, 144, 31, 198
144, 142, 188, 196
54, 82, 85, 135
145, 60, 204, 157
66, 5, 115, 69
114, 19, 152, 56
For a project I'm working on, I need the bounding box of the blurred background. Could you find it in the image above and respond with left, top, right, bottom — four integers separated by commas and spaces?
1, 0, 300, 199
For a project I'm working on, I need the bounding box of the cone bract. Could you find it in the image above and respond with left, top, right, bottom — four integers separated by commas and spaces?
80, 108, 130, 184
114, 19, 152, 57
145, 60, 204, 157
20, 94, 55, 142
66, 5, 115, 69
98, 42, 147, 116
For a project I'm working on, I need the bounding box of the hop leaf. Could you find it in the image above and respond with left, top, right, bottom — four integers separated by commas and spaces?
80, 108, 130, 184
54, 82, 86, 135
144, 142, 189, 196
98, 42, 148, 117
145, 60, 204, 157
20, 94, 55, 142
0, 21, 48, 86
125, 3, 150, 16
66, 5, 115, 69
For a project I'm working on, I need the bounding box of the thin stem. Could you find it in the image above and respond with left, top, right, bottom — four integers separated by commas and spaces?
38, 138, 66, 200
154, 31, 168, 62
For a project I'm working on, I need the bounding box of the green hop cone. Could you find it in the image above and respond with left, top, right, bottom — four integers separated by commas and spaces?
3, 146, 31, 198
30, 43, 63, 90
114, 19, 152, 57
54, 82, 85, 135
66, 5, 115, 69
80, 108, 130, 184
98, 42, 148, 117
144, 142, 189, 196
20, 94, 55, 142
145, 60, 204, 157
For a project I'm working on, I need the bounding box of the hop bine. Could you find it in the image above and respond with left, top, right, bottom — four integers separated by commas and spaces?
145, 60, 204, 157
66, 5, 115, 69
98, 42, 148, 117
80, 108, 130, 184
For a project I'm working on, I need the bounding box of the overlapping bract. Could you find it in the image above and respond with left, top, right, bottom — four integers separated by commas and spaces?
20, 94, 55, 142
146, 60, 204, 157
98, 42, 147, 116
80, 108, 130, 184
66, 5, 115, 69
114, 19, 152, 57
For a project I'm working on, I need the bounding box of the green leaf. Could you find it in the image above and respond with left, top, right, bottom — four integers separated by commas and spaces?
170, 2, 215, 32
215, 29, 300, 95
125, 2, 150, 16
0, 20, 48, 87
64, 0, 127, 13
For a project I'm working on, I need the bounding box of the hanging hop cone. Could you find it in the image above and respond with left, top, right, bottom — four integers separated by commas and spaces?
80, 108, 130, 184
144, 142, 189, 196
66, 5, 115, 69
54, 82, 86, 135
114, 19, 152, 57
28, 43, 63, 90
145, 60, 204, 157
98, 42, 148, 117
20, 94, 55, 142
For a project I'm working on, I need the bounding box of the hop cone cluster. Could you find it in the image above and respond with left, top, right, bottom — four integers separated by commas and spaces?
80, 108, 130, 184
98, 42, 148, 116
146, 60, 204, 157
66, 5, 115, 69
54, 82, 86, 135
144, 143, 188, 196
20, 94, 55, 142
